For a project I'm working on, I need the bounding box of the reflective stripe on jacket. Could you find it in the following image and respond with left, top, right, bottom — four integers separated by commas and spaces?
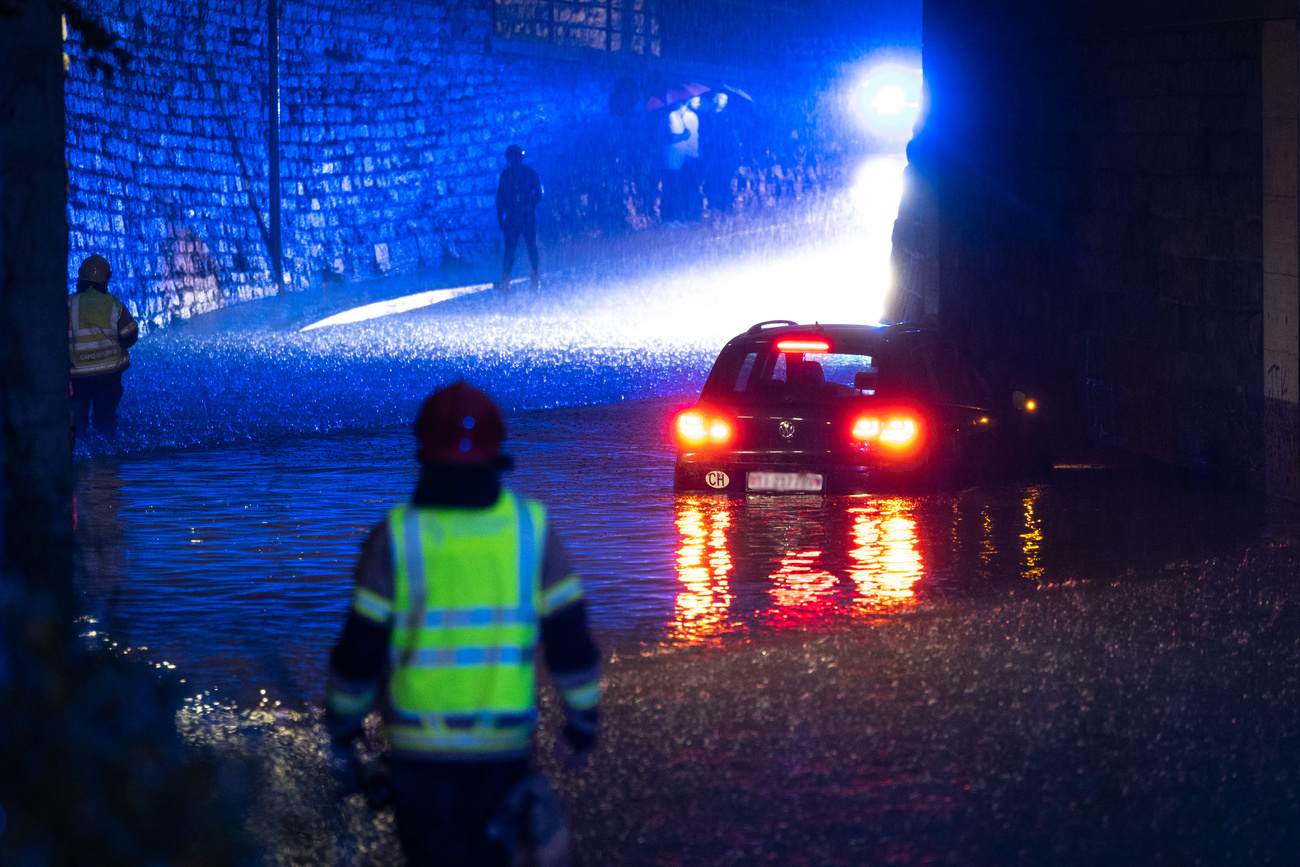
385, 491, 547, 758
69, 289, 138, 376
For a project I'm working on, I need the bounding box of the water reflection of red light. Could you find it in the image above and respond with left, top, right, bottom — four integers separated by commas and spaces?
847, 499, 923, 613
669, 496, 927, 642
670, 498, 736, 642
765, 549, 839, 627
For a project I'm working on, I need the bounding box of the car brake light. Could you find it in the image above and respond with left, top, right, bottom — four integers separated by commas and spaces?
776, 339, 830, 353
880, 418, 917, 445
852, 414, 918, 447
677, 411, 733, 445
852, 418, 880, 439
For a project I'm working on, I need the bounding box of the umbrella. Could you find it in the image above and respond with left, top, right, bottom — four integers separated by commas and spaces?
716, 84, 753, 103
703, 83, 757, 121
645, 82, 711, 111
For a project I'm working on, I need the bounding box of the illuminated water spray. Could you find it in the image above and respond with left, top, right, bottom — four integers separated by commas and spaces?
300, 152, 912, 339
296, 68, 922, 339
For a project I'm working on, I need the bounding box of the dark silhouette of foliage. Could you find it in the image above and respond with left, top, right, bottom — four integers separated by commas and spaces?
0, 584, 260, 865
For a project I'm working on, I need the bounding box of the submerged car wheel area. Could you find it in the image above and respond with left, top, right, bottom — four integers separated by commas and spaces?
673, 320, 1050, 495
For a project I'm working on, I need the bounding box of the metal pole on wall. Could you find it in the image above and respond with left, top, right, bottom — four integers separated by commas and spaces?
268, 0, 283, 288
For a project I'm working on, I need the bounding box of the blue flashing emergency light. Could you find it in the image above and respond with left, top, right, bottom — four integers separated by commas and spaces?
854, 66, 923, 140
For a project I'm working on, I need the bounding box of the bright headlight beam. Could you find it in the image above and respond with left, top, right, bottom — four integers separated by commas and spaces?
872, 84, 908, 116
299, 282, 493, 332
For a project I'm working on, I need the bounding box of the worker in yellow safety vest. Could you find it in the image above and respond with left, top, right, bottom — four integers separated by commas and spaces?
68, 254, 139, 438
324, 381, 601, 867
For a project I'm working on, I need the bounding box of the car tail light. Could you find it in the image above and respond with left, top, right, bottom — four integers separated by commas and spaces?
776, 338, 830, 353
851, 417, 881, 439
852, 414, 919, 448
677, 410, 733, 446
880, 418, 918, 445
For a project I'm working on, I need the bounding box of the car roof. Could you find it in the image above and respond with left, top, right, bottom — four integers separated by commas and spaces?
720, 321, 939, 355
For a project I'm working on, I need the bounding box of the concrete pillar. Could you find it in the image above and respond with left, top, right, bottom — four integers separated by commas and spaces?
1262, 19, 1300, 499
0, 0, 75, 621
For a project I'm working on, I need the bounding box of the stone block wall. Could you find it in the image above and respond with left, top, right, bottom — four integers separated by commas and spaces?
67, 0, 278, 329
275, 1, 612, 286
64, 0, 870, 332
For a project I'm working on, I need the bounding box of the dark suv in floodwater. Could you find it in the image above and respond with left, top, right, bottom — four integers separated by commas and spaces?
673, 320, 1050, 494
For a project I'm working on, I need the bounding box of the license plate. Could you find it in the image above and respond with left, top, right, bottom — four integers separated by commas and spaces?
746, 471, 824, 492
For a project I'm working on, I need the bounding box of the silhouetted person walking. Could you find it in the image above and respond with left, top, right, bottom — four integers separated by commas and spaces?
496, 144, 543, 294
68, 254, 139, 439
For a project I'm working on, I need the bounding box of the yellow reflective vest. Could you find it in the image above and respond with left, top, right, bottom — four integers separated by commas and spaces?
69, 288, 138, 376
384, 491, 548, 757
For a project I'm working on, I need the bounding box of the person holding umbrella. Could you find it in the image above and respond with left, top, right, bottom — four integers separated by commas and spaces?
653, 84, 707, 225
681, 95, 706, 220
698, 90, 745, 215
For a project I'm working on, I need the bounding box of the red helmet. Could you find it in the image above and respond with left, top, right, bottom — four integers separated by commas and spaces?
78, 254, 112, 287
414, 381, 505, 465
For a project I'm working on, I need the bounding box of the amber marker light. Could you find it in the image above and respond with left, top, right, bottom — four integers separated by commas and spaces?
776, 339, 830, 353
1012, 391, 1038, 412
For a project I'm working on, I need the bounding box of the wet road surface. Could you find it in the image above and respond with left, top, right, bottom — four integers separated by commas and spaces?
568, 548, 1300, 866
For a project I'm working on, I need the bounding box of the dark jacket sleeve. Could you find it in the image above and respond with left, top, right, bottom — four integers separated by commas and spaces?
529, 167, 544, 208
115, 296, 140, 350
324, 522, 393, 742
538, 529, 601, 751
495, 168, 508, 222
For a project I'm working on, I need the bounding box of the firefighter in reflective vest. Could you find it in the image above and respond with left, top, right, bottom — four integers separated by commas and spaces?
68, 254, 139, 438
324, 381, 601, 867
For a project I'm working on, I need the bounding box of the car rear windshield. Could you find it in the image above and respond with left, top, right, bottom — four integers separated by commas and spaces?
704, 349, 880, 402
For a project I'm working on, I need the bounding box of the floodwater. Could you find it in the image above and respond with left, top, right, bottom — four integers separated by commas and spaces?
74, 397, 1300, 709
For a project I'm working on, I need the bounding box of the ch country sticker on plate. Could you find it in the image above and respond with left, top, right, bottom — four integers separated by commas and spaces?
746, 471, 824, 492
